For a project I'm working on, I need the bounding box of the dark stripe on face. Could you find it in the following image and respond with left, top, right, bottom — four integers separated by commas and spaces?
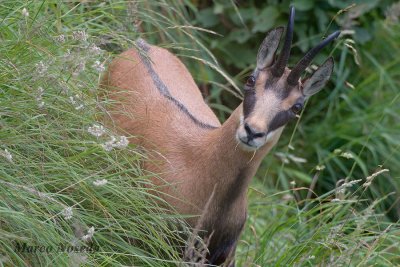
243, 70, 259, 118
243, 89, 256, 118
268, 110, 293, 132
136, 39, 218, 130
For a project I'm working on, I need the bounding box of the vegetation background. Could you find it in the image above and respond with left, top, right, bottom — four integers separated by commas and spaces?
0, 0, 399, 266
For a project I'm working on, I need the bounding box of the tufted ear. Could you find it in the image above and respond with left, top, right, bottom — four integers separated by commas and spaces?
302, 57, 334, 98
256, 27, 284, 70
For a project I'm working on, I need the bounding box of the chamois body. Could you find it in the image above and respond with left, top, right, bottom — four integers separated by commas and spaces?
103, 41, 281, 264
103, 6, 339, 265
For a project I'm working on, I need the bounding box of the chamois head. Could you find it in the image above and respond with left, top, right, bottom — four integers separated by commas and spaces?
236, 7, 340, 151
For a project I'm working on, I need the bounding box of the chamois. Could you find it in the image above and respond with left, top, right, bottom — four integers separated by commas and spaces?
102, 6, 340, 266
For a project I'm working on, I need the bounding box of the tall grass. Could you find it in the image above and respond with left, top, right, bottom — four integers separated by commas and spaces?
0, 1, 204, 266
1, 1, 400, 266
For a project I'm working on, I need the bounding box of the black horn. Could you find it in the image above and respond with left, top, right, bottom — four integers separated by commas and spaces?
272, 6, 295, 77
287, 30, 340, 86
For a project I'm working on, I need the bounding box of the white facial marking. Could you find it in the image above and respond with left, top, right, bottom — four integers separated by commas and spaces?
236, 111, 284, 151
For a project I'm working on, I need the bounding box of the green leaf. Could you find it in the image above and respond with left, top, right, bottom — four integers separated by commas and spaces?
213, 3, 224, 14
292, 0, 315, 11
229, 7, 258, 26
227, 28, 252, 44
283, 168, 313, 184
355, 27, 372, 44
196, 8, 219, 28
252, 6, 279, 33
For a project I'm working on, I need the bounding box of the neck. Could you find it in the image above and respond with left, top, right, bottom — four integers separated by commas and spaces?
198, 104, 283, 206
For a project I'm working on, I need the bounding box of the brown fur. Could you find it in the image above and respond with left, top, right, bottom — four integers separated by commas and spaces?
101, 43, 285, 264
101, 33, 334, 264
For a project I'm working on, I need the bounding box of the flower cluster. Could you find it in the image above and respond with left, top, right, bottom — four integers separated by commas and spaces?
55, 34, 66, 43
72, 30, 88, 42
92, 61, 105, 72
87, 123, 129, 152
82, 226, 95, 241
316, 165, 326, 171
35, 61, 48, 75
36, 87, 45, 108
73, 61, 85, 77
88, 124, 105, 137
89, 44, 103, 55
62, 207, 73, 220
69, 94, 84, 110
101, 135, 129, 151
21, 8, 29, 17
93, 179, 108, 186
0, 149, 13, 162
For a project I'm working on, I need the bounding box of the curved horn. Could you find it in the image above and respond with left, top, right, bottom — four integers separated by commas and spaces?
272, 6, 295, 77
287, 31, 340, 86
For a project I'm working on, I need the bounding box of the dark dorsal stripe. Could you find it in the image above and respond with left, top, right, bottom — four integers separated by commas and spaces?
136, 39, 218, 130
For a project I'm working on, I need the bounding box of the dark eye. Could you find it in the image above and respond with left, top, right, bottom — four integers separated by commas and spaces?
245, 76, 256, 87
291, 103, 303, 114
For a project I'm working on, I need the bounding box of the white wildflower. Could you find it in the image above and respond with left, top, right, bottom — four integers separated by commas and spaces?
72, 30, 88, 41
62, 207, 73, 220
290, 181, 296, 186
340, 152, 354, 159
21, 8, 29, 17
69, 94, 84, 110
275, 152, 290, 164
55, 34, 65, 43
316, 165, 326, 171
1, 149, 13, 162
69, 96, 76, 105
82, 226, 95, 241
92, 61, 105, 72
333, 149, 342, 154
101, 136, 116, 152
60, 82, 69, 94
75, 104, 84, 110
114, 136, 129, 149
288, 154, 307, 163
93, 179, 108, 186
35, 61, 48, 75
63, 49, 72, 62
88, 124, 105, 137
73, 61, 85, 77
308, 255, 315, 260
101, 135, 129, 151
101, 142, 113, 152
89, 44, 103, 55
331, 198, 341, 202
36, 86, 45, 108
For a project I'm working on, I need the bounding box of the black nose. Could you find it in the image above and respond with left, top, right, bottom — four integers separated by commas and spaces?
244, 123, 265, 140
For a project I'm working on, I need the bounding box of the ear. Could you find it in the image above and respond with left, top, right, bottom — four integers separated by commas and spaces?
256, 27, 284, 70
302, 57, 334, 98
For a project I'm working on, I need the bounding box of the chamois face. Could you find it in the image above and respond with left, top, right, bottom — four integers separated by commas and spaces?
235, 8, 339, 151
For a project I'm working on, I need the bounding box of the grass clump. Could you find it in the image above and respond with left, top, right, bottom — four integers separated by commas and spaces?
0, 1, 193, 266
237, 175, 400, 266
